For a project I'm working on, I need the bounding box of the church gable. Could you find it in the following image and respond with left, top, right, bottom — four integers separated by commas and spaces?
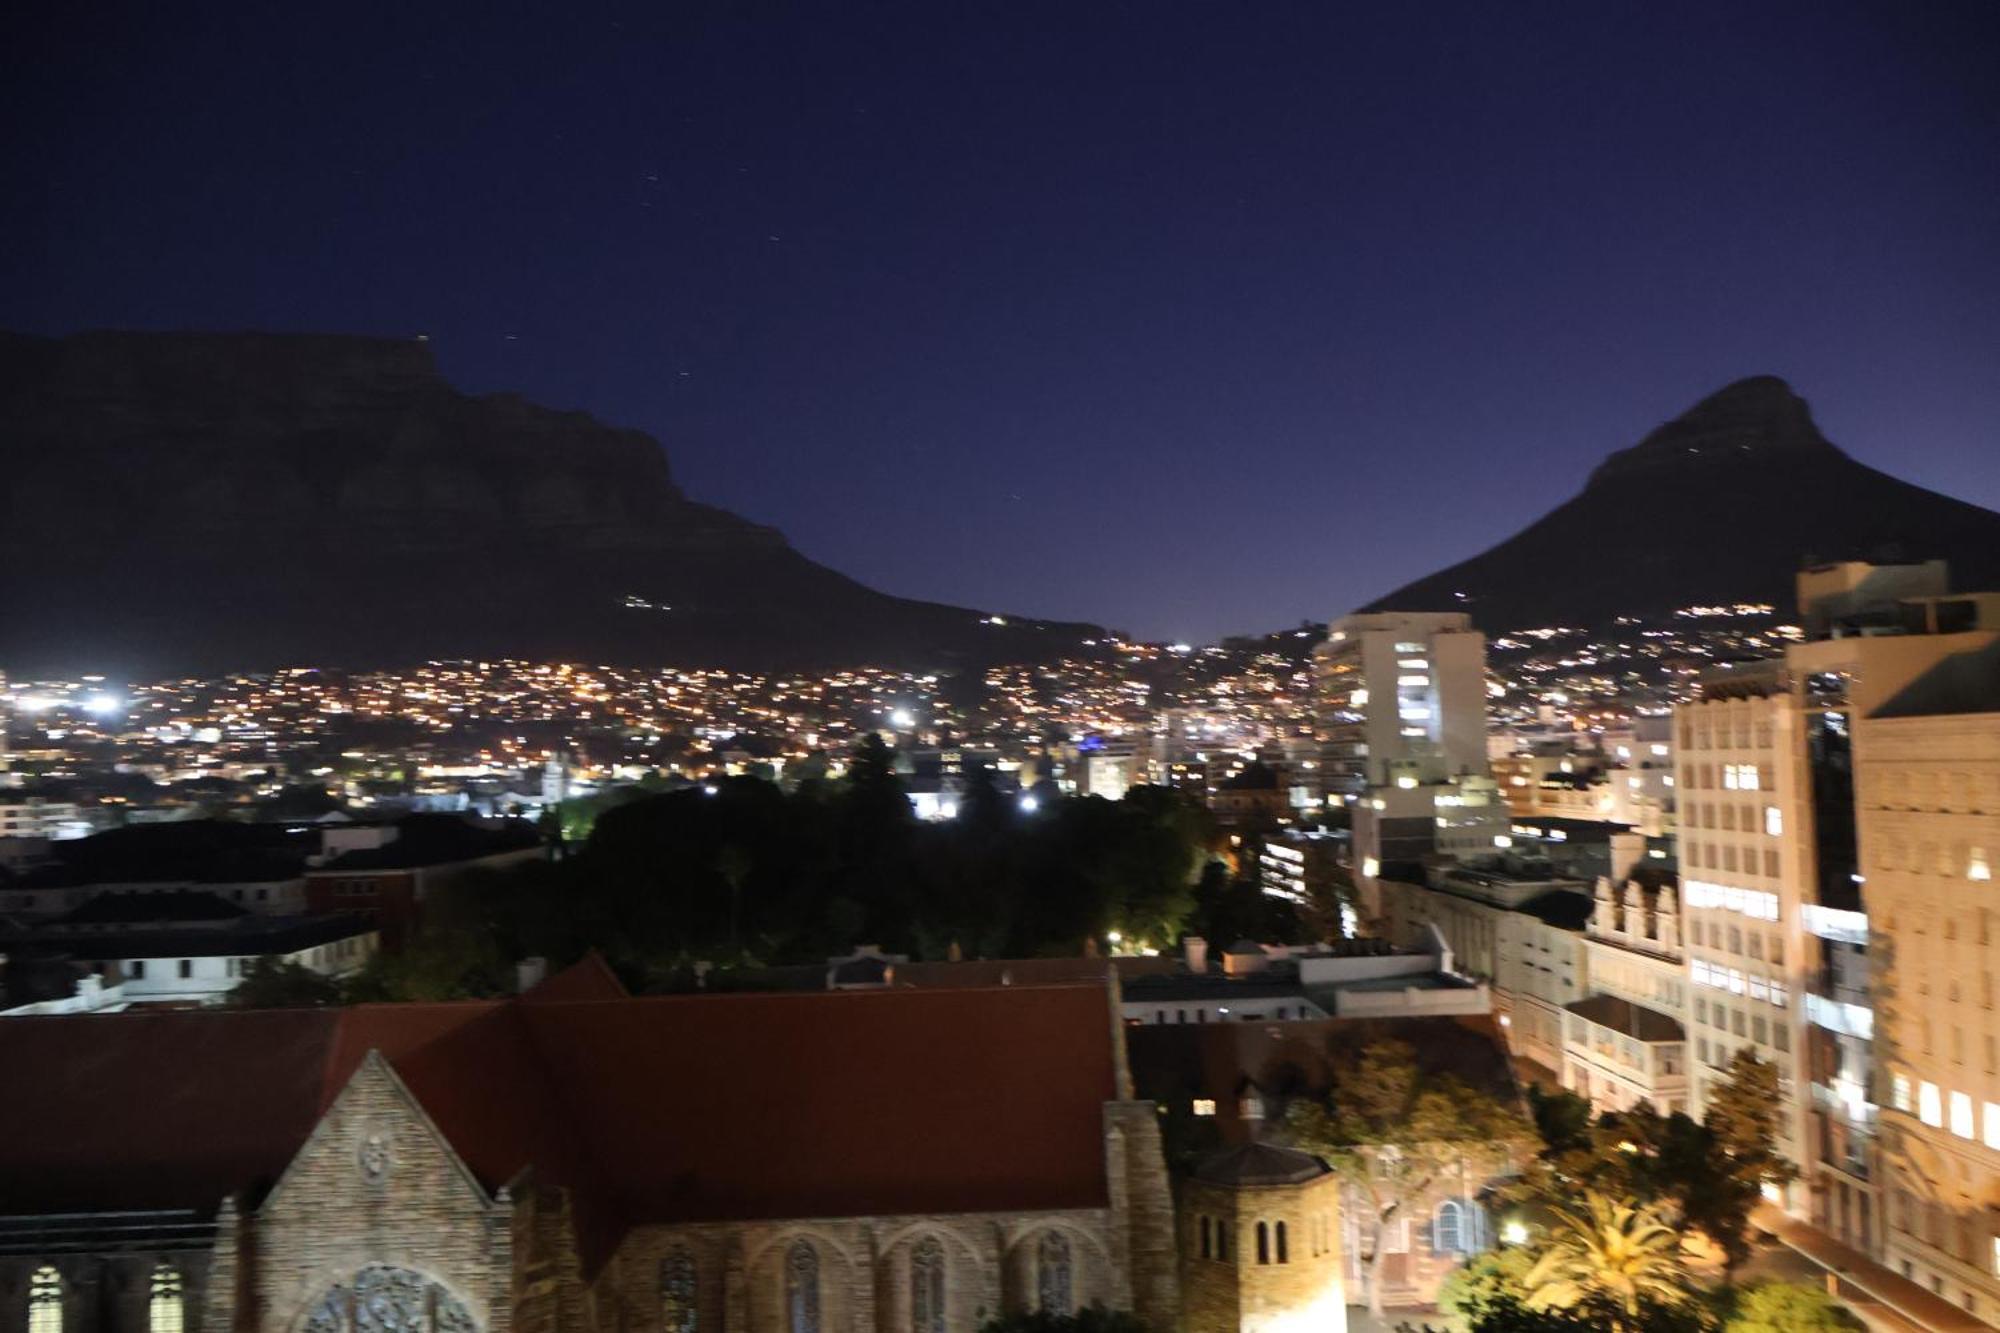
255, 1052, 510, 1333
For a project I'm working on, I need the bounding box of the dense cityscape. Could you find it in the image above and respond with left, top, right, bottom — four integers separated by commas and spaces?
8, 4, 2000, 1333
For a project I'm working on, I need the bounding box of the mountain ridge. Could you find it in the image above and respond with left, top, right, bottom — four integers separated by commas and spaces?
0, 330, 1105, 678
1362, 376, 2000, 629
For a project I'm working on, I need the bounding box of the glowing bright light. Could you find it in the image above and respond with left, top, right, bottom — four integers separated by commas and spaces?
17, 695, 59, 713
1501, 1220, 1529, 1246
1019, 795, 1039, 813
82, 693, 123, 716
1107, 930, 1122, 945
701, 784, 719, 796
890, 709, 915, 728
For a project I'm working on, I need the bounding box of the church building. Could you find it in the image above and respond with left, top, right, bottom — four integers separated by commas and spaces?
0, 960, 1179, 1333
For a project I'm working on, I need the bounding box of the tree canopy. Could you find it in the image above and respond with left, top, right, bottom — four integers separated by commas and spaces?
1285, 1038, 1531, 1316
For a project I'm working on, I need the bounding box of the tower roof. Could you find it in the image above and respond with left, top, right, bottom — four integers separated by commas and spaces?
1192, 1141, 1330, 1187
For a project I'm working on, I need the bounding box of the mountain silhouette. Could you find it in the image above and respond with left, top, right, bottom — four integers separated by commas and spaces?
1362, 376, 2000, 628
0, 331, 1102, 677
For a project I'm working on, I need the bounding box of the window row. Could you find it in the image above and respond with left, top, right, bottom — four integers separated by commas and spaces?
1872, 838, 1992, 882
659, 1233, 1077, 1333
1687, 917, 1784, 965
1679, 719, 1773, 753
1891, 1074, 2000, 1150
1684, 840, 1782, 877
1691, 959, 1788, 1008
27, 1264, 183, 1333
1692, 999, 1789, 1053
1684, 803, 1783, 836
1682, 880, 1779, 921
1865, 769, 2000, 815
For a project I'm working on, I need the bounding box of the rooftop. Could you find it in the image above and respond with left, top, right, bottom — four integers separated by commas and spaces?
1192, 1141, 1329, 1187
1564, 992, 1685, 1042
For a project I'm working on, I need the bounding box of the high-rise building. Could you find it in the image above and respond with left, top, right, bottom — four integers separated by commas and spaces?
1856, 639, 2000, 1313
1313, 612, 1490, 797
1674, 560, 2000, 1247
1316, 612, 1510, 925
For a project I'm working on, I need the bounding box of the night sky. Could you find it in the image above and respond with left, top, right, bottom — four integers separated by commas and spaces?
6, 3, 1998, 644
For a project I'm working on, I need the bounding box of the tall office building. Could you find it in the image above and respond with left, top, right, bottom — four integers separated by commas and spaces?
1858, 640, 2000, 1314
1313, 611, 1490, 796
1317, 611, 1509, 924
1674, 561, 2000, 1248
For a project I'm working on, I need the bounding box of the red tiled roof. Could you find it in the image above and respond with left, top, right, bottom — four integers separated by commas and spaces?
0, 1007, 340, 1212
519, 985, 1118, 1228
0, 969, 1118, 1266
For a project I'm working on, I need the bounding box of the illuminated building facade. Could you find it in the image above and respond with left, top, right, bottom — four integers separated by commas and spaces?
1861, 644, 2000, 1315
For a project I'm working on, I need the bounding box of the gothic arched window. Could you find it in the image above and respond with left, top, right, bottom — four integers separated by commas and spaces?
1434, 1199, 1487, 1254
151, 1264, 185, 1333
1275, 1221, 1288, 1265
303, 1264, 477, 1333
1036, 1232, 1073, 1315
910, 1237, 945, 1333
1433, 1199, 1466, 1253
29, 1267, 62, 1333
1255, 1221, 1270, 1265
660, 1251, 697, 1333
786, 1241, 821, 1333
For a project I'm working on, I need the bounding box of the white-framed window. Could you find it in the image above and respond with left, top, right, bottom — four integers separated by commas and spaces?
150, 1265, 183, 1333
1921, 1081, 1944, 1128
1892, 1072, 1913, 1114
29, 1266, 62, 1333
1953, 1091, 1976, 1140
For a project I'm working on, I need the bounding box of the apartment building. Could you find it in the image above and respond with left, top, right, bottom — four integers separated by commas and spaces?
1564, 877, 1690, 1115
1861, 641, 2000, 1318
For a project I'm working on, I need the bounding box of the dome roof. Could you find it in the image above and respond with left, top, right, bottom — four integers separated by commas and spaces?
1192, 1141, 1330, 1187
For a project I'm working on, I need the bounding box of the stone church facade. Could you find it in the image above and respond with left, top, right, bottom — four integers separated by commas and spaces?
0, 962, 1178, 1333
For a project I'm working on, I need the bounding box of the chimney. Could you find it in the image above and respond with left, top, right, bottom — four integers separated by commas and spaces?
1184, 936, 1209, 974
515, 957, 548, 993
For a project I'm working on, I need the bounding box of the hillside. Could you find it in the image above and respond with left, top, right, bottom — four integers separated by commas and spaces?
0, 331, 1103, 677
1362, 376, 2000, 628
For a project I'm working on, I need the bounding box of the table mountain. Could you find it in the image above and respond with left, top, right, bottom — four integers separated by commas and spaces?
0, 331, 1102, 677
1362, 376, 2000, 628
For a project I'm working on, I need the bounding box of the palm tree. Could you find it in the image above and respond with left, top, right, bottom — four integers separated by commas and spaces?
1522, 1192, 1691, 1331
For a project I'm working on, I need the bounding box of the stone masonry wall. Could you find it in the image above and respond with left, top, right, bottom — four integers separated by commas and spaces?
243, 1054, 512, 1333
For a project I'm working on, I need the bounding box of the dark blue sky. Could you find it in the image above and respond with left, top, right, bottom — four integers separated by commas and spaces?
7, 2, 1998, 643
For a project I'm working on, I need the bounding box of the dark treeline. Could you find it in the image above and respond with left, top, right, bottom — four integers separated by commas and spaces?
263, 736, 1247, 1002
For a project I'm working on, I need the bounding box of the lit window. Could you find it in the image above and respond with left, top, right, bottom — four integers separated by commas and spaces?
1921, 1081, 1944, 1128
1985, 1102, 2000, 1150
30, 1267, 61, 1333
1765, 806, 1783, 837
1973, 850, 1993, 882
1891, 1073, 1913, 1113
1191, 1098, 1216, 1117
150, 1266, 183, 1333
1953, 1091, 1976, 1140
